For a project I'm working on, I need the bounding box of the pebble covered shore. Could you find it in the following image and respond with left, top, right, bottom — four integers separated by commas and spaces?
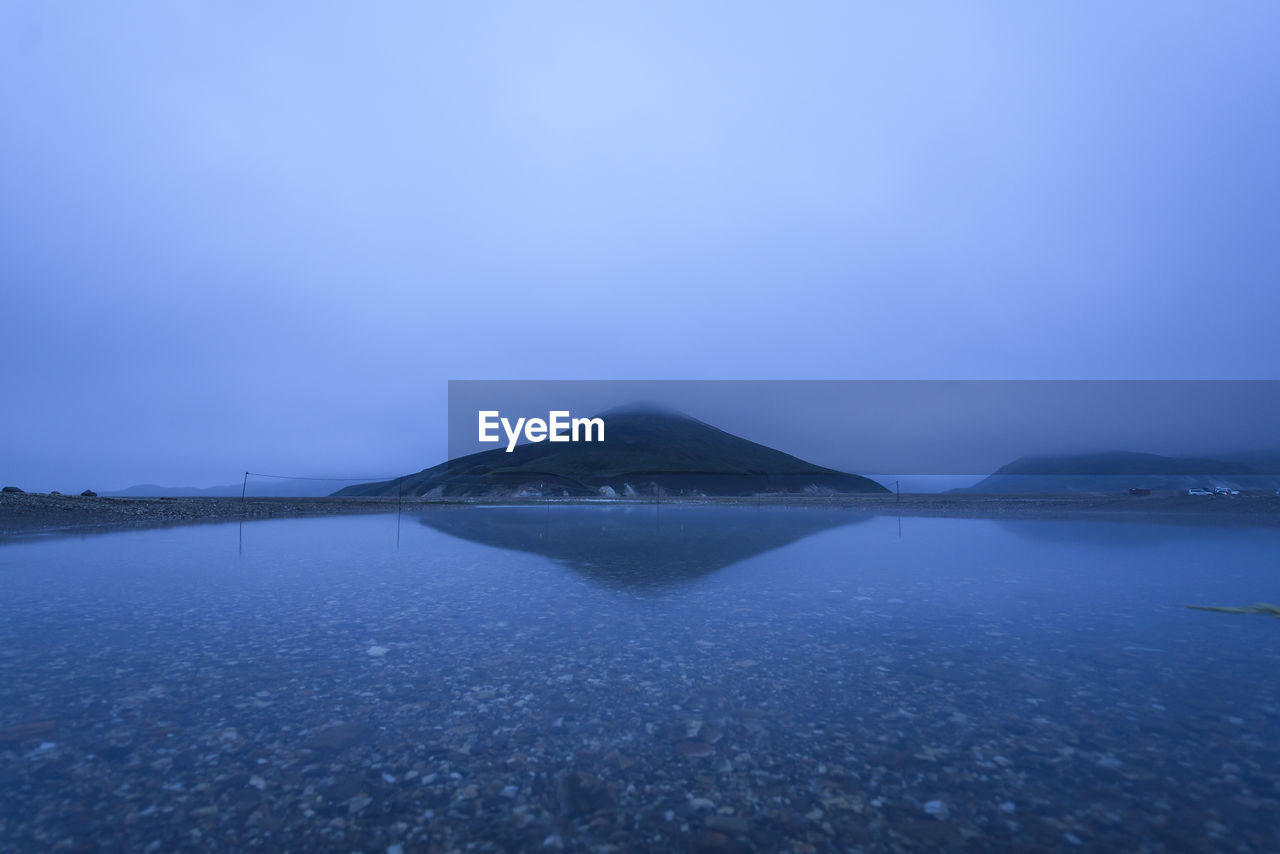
3, 490, 1279, 541
0, 492, 403, 537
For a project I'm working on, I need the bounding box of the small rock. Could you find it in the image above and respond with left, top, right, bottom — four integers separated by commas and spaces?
923, 800, 950, 820
691, 831, 731, 852
248, 805, 283, 832
304, 722, 367, 752
81, 490, 97, 497
2, 486, 23, 494
556, 771, 614, 816
675, 740, 714, 757
705, 815, 750, 834
322, 774, 366, 801
0, 720, 55, 742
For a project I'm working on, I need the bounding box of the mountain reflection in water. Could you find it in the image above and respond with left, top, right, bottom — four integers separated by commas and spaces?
418, 505, 870, 588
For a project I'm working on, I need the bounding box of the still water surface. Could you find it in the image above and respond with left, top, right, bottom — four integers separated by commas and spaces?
1, 507, 1277, 852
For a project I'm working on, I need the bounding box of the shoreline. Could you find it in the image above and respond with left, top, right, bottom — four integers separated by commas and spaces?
3, 490, 1279, 538
0, 493, 404, 539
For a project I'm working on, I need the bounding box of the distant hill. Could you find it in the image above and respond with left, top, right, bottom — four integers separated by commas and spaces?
108, 479, 354, 498
960, 451, 1278, 494
1212, 450, 1280, 473
108, 483, 242, 497
334, 406, 889, 498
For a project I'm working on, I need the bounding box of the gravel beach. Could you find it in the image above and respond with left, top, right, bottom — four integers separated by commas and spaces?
3, 490, 1278, 538
0, 492, 403, 537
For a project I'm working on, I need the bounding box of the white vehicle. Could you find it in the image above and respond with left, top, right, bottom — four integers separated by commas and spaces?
1187, 488, 1213, 496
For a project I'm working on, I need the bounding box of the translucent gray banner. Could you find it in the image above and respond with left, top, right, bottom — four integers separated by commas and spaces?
438, 380, 1280, 495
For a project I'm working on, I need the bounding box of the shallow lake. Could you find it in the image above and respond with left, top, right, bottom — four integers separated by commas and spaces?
1, 507, 1278, 852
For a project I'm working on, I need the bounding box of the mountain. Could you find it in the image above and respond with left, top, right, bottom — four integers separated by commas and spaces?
107, 483, 243, 497
960, 451, 1276, 494
334, 406, 889, 498
1211, 450, 1280, 473
108, 479, 354, 498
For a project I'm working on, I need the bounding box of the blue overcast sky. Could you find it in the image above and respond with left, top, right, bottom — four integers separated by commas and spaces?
3, 3, 1279, 490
